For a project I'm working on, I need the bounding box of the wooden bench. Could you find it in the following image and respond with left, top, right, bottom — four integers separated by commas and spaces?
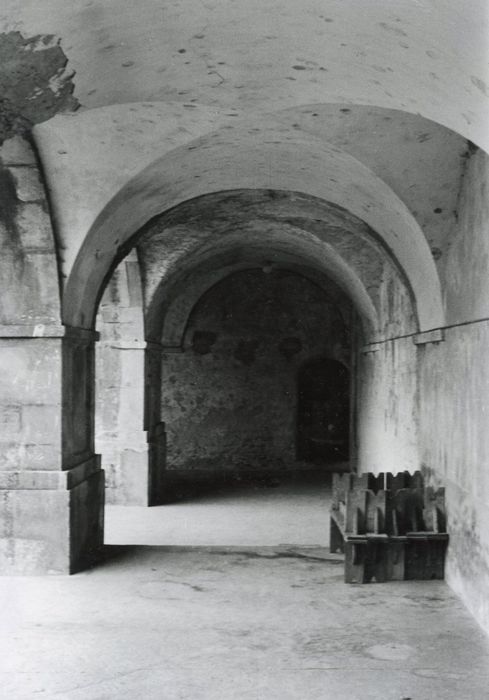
330, 471, 449, 583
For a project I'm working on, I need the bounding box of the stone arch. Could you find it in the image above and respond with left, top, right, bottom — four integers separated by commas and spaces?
142, 243, 373, 500
30, 120, 440, 565
145, 242, 379, 348
138, 189, 417, 501
60, 126, 443, 333
157, 257, 370, 350
148, 263, 355, 499
140, 190, 418, 346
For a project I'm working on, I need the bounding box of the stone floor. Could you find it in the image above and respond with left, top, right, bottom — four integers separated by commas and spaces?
105, 470, 332, 547
3, 472, 489, 699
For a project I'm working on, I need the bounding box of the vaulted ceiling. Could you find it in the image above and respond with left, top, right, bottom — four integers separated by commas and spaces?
1, 0, 487, 336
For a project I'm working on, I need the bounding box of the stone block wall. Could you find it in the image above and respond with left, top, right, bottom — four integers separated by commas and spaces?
0, 136, 104, 574
160, 269, 352, 475
95, 253, 148, 504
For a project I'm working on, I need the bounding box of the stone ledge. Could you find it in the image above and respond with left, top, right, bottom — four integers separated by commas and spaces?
0, 457, 102, 490
360, 343, 381, 354
107, 340, 146, 349
413, 328, 445, 345
0, 324, 65, 338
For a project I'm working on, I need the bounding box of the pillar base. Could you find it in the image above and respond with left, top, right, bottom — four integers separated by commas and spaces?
0, 458, 104, 575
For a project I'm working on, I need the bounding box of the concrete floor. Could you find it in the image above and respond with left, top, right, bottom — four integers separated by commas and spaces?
3, 472, 489, 699
105, 471, 332, 546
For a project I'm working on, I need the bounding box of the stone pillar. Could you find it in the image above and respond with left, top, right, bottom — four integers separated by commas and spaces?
0, 327, 104, 574
0, 136, 104, 574
145, 342, 167, 505
0, 330, 64, 574
95, 255, 148, 505
62, 326, 104, 573
97, 337, 148, 505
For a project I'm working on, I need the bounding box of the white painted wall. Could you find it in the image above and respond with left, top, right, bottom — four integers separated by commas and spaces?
419, 149, 489, 635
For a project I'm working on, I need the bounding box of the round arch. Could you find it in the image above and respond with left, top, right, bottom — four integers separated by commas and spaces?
145, 239, 380, 347
61, 126, 444, 333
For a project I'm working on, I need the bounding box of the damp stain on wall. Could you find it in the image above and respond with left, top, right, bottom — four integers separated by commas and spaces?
0, 31, 78, 144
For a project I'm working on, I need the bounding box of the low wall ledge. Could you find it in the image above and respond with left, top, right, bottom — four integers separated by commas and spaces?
413, 329, 445, 345
0, 324, 65, 338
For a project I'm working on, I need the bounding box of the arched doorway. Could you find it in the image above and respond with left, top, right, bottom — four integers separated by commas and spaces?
297, 358, 350, 465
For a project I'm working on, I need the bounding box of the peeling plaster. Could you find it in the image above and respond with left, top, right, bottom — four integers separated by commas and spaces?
0, 31, 77, 144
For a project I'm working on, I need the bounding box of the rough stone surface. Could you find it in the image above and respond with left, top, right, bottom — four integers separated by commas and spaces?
161, 269, 351, 474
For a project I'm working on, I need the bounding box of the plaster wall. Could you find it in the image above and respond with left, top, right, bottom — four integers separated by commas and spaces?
419, 324, 489, 634
443, 148, 489, 324
418, 149, 489, 635
357, 336, 419, 475
161, 269, 351, 475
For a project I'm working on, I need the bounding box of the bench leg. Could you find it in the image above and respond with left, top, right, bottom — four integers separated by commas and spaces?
330, 516, 345, 554
344, 541, 367, 583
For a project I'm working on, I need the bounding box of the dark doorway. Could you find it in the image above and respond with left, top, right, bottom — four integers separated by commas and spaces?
297, 358, 350, 464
